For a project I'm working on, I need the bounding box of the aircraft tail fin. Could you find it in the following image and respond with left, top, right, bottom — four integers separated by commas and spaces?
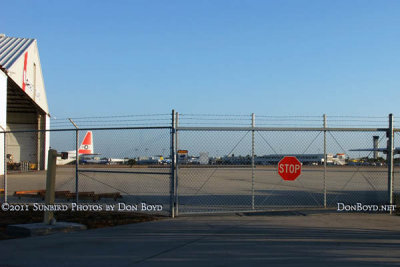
78, 131, 94, 154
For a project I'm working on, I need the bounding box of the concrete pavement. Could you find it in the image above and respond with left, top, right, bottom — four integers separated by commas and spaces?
1, 211, 400, 266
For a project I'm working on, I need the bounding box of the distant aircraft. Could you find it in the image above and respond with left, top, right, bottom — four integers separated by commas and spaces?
80, 157, 109, 164
349, 147, 400, 155
107, 158, 127, 164
350, 135, 400, 156
56, 131, 96, 165
161, 158, 171, 164
81, 157, 127, 165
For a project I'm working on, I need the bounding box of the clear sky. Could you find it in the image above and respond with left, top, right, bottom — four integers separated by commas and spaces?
2, 0, 400, 119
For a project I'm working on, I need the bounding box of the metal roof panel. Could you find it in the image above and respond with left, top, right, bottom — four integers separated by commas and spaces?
0, 36, 35, 70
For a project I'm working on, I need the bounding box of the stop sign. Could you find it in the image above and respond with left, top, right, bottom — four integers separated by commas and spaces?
278, 156, 302, 181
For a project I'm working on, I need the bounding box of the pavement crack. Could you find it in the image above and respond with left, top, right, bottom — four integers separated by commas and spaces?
132, 235, 207, 264
132, 220, 252, 265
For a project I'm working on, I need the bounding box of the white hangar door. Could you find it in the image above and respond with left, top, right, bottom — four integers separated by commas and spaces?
6, 124, 38, 164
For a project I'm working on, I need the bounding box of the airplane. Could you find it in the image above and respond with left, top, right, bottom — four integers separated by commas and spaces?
107, 158, 128, 164
80, 156, 109, 165
56, 131, 96, 165
161, 158, 172, 165
80, 157, 127, 165
349, 147, 400, 155
350, 136, 400, 155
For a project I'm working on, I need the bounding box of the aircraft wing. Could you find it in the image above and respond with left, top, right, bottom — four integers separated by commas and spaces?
349, 148, 387, 152
349, 147, 400, 154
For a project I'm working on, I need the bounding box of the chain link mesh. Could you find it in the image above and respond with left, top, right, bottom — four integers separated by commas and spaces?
1, 113, 398, 216
3, 128, 172, 215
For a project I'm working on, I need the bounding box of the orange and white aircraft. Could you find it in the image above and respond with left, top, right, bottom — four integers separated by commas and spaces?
56, 131, 95, 165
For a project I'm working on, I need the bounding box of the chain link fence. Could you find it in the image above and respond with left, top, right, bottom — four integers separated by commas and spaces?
1, 112, 398, 216
3, 127, 173, 216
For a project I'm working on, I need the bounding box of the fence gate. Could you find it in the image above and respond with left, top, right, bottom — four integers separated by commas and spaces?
174, 113, 397, 215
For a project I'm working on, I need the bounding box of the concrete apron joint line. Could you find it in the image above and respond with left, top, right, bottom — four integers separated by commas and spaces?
132, 217, 254, 265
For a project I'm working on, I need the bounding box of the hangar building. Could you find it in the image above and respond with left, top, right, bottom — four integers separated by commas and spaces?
0, 34, 50, 175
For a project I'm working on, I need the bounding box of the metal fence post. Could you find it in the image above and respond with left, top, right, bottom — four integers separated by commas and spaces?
2, 129, 7, 203
170, 109, 176, 218
175, 112, 179, 216
251, 113, 255, 210
69, 119, 79, 203
387, 114, 394, 212
44, 149, 57, 224
75, 129, 79, 203
323, 114, 327, 208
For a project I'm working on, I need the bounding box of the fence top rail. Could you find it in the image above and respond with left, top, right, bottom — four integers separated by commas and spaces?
3, 126, 400, 134
1, 126, 172, 134
176, 126, 389, 132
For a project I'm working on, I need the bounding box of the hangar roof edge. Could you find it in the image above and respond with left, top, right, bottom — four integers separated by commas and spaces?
0, 35, 35, 71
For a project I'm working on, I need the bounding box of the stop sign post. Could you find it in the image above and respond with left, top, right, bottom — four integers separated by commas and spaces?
278, 156, 302, 181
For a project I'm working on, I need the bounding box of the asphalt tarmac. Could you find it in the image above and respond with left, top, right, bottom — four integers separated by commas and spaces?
0, 211, 399, 266
5, 166, 397, 214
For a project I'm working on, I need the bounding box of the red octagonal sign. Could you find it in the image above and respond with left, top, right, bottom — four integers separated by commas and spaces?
278, 156, 302, 181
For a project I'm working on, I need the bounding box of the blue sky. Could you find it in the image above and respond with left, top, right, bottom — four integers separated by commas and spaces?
2, 0, 400, 119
